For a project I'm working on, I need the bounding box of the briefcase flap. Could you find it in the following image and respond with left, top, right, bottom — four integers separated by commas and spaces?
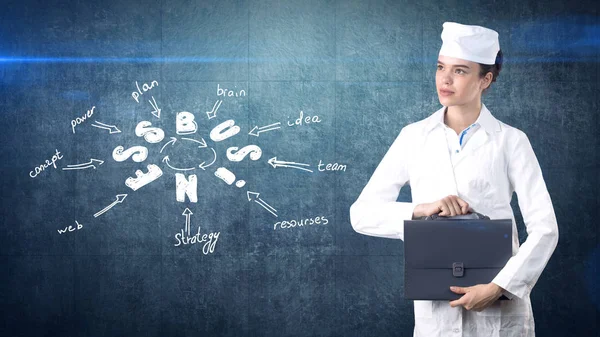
404, 219, 512, 269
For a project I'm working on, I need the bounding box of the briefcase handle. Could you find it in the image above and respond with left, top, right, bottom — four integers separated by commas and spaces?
421, 211, 490, 221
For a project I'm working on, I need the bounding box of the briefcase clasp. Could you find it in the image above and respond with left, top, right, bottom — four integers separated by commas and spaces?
453, 262, 464, 277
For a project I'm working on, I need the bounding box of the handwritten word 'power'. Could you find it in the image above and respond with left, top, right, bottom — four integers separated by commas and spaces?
30, 149, 63, 178
71, 106, 95, 134
273, 215, 329, 230
174, 226, 220, 254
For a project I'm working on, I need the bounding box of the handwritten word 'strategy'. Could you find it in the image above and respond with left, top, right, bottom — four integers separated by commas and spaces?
174, 226, 220, 254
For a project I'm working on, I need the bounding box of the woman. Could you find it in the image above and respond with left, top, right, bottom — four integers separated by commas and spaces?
349, 22, 559, 337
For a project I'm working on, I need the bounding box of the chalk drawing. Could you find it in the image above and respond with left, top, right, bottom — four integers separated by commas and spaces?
249, 122, 281, 137
62, 158, 104, 171
267, 156, 313, 173
94, 194, 127, 218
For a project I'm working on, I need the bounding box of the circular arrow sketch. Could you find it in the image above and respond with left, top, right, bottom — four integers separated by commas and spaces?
159, 136, 217, 171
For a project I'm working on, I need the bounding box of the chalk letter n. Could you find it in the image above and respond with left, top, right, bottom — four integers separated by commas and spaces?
175, 173, 198, 203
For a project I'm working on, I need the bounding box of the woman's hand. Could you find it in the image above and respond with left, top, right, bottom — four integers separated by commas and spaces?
413, 195, 473, 218
449, 283, 504, 311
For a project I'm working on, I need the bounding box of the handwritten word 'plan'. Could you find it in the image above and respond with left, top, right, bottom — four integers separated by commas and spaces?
132, 80, 158, 103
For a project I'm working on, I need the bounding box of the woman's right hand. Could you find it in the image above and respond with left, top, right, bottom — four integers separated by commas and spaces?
413, 195, 473, 218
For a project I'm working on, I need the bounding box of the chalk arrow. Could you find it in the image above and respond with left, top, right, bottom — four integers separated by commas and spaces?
160, 137, 177, 153
62, 158, 104, 171
199, 148, 217, 170
206, 100, 223, 120
249, 122, 281, 137
267, 157, 313, 173
149, 96, 161, 119
91, 121, 121, 134
94, 194, 127, 218
182, 208, 193, 236
247, 191, 278, 217
162, 156, 195, 171
181, 137, 207, 148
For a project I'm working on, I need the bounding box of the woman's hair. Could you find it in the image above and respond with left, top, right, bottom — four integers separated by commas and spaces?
478, 49, 503, 94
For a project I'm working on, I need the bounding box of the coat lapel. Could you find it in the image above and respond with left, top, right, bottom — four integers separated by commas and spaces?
451, 128, 490, 168
423, 127, 459, 196
420, 103, 501, 197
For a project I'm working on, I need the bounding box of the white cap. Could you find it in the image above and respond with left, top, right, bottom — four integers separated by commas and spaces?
439, 22, 500, 65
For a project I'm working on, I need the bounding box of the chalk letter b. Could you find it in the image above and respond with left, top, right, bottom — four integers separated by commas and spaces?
176, 112, 197, 135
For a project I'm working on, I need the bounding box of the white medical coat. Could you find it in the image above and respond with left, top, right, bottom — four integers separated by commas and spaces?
349, 103, 559, 337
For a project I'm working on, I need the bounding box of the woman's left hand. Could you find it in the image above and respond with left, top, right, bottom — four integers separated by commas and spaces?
449, 283, 503, 311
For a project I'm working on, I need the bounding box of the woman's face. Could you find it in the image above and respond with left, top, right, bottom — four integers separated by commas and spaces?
436, 55, 488, 107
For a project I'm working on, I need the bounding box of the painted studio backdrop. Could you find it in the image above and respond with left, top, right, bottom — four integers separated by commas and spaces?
0, 0, 597, 336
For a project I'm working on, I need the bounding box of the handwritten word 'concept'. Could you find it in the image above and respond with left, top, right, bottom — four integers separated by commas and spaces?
30, 149, 63, 178
57, 220, 83, 234
71, 106, 95, 134
273, 216, 329, 230
132, 80, 158, 103
216, 84, 246, 98
174, 226, 220, 254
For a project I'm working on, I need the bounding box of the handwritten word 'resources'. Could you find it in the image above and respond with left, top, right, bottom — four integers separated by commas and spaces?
273, 215, 330, 230
30, 149, 63, 178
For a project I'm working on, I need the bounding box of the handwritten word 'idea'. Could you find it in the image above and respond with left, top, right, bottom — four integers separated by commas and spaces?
287, 110, 321, 127
174, 226, 220, 254
273, 215, 329, 230
30, 149, 63, 178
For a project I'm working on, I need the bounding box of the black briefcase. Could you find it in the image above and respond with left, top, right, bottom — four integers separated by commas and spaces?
403, 212, 512, 301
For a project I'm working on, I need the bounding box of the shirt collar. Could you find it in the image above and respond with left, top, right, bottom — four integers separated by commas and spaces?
424, 102, 501, 134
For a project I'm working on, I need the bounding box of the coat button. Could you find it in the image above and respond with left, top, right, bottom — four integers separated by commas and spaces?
453, 328, 460, 333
